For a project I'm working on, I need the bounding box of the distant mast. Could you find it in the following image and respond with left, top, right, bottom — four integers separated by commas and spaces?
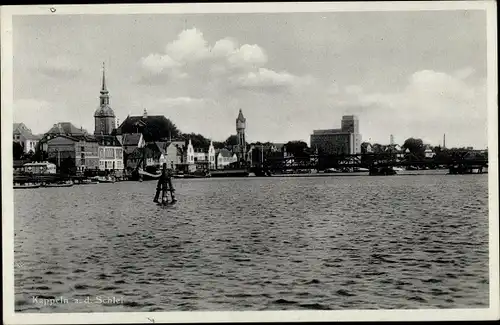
390, 134, 394, 145
443, 134, 446, 149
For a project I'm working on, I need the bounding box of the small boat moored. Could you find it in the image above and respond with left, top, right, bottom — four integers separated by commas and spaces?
96, 176, 115, 183
80, 179, 99, 184
14, 183, 41, 189
43, 180, 74, 188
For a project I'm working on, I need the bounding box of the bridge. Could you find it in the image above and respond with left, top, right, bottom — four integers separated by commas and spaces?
254, 150, 488, 175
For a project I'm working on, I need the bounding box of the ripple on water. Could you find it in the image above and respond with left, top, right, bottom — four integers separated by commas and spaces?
14, 175, 489, 311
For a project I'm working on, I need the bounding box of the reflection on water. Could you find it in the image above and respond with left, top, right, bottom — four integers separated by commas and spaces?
14, 175, 489, 312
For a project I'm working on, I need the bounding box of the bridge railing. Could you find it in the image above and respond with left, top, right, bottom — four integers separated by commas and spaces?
262, 151, 488, 170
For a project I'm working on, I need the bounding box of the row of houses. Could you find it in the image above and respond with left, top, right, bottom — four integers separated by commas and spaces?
362, 143, 437, 158
13, 66, 298, 175
13, 120, 241, 175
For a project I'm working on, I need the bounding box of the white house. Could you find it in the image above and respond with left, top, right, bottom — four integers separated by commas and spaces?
13, 123, 42, 154
98, 146, 124, 171
186, 139, 195, 164
424, 147, 435, 158
216, 148, 238, 169
95, 134, 124, 173
208, 142, 216, 170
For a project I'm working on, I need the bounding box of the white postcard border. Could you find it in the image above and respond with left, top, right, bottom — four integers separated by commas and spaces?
1, 2, 498, 324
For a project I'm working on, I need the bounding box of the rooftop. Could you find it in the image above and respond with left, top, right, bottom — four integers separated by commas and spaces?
46, 122, 87, 136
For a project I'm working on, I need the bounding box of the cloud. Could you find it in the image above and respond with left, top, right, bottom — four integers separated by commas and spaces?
165, 28, 210, 63
157, 97, 209, 106
14, 99, 57, 134
140, 53, 180, 74
37, 56, 82, 79
138, 28, 309, 91
453, 67, 476, 80
227, 44, 268, 69
232, 68, 312, 90
344, 85, 363, 95
327, 69, 487, 147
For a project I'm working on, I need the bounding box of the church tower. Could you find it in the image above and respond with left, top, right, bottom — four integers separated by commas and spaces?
94, 63, 116, 135
236, 109, 246, 161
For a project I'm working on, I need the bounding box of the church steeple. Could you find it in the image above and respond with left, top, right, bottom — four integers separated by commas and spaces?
100, 62, 109, 106
94, 62, 115, 136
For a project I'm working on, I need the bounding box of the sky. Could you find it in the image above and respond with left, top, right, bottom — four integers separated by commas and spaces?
12, 9, 489, 148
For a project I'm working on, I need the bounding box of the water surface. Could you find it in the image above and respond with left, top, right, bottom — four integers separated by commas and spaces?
14, 174, 489, 312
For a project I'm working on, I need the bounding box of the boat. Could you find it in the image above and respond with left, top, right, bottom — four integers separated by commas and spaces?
369, 166, 397, 176
80, 179, 99, 185
173, 171, 185, 179
96, 176, 115, 183
14, 183, 41, 189
210, 169, 249, 177
324, 168, 341, 173
43, 181, 74, 188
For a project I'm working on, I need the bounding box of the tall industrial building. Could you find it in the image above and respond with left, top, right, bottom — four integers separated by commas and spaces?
310, 115, 362, 155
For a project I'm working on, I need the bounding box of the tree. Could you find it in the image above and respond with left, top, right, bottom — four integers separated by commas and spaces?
137, 117, 181, 142
224, 135, 238, 147
403, 137, 425, 158
13, 142, 24, 160
285, 140, 309, 157
212, 141, 225, 149
181, 133, 211, 149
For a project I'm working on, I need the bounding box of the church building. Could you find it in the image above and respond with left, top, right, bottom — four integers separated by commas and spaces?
94, 63, 116, 136
93, 63, 124, 174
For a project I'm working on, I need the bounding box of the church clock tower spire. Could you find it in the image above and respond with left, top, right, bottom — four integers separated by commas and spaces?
100, 62, 110, 107
94, 62, 116, 135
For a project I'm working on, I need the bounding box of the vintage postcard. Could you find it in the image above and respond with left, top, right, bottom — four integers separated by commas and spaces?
1, 1, 498, 324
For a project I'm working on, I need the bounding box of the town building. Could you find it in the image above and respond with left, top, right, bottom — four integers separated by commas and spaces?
163, 140, 185, 170
115, 108, 177, 142
43, 133, 100, 173
310, 115, 362, 155
191, 141, 216, 170
95, 135, 124, 173
424, 145, 436, 159
171, 139, 196, 173
13, 123, 42, 154
235, 109, 247, 161
119, 133, 146, 170
143, 140, 185, 170
216, 148, 238, 169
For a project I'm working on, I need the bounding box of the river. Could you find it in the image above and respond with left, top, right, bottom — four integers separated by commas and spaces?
13, 174, 489, 312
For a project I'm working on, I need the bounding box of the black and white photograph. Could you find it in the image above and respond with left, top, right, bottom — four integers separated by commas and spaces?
1, 1, 498, 324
